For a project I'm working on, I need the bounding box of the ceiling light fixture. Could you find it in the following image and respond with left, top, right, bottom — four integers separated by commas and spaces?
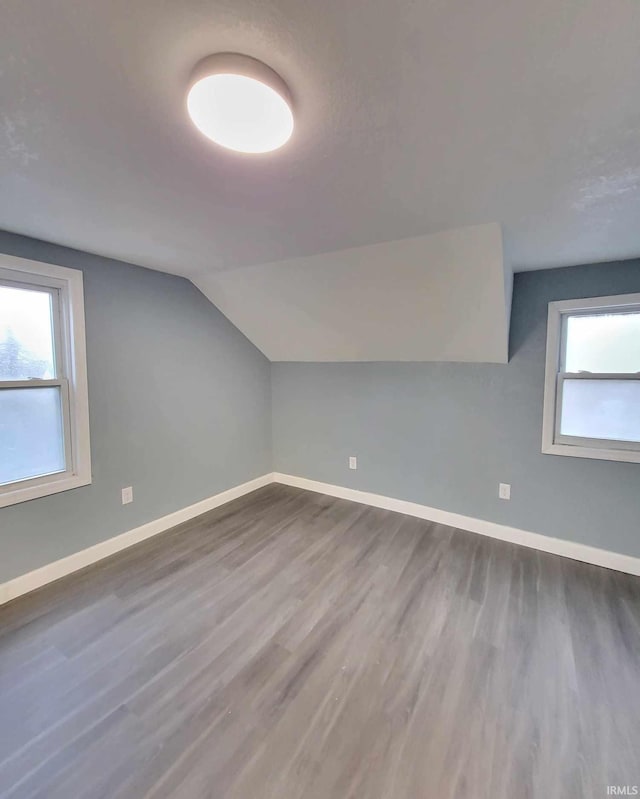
187, 53, 294, 154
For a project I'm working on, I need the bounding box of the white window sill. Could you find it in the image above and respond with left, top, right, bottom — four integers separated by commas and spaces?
542, 442, 640, 464
0, 472, 92, 509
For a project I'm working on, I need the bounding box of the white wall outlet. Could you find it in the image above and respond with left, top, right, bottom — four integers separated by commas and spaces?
498, 483, 511, 500
349, 456, 357, 470
121, 486, 133, 505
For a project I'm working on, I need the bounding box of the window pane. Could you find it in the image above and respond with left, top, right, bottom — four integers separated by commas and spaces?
560, 379, 640, 443
0, 387, 66, 485
564, 311, 640, 374
0, 284, 56, 380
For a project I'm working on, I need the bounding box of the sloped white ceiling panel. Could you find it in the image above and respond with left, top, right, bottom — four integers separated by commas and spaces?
196, 223, 511, 363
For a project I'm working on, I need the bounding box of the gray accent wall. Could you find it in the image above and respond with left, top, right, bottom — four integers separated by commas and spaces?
272, 261, 640, 558
0, 232, 271, 583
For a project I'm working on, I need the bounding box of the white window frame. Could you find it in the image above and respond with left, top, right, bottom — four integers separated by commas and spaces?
0, 254, 91, 507
542, 292, 640, 464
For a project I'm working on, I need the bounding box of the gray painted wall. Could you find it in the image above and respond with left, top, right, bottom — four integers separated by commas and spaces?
0, 232, 271, 582
272, 261, 640, 558
2, 240, 639, 584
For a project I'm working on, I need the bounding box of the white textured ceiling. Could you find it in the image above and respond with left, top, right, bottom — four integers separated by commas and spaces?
1, 0, 640, 279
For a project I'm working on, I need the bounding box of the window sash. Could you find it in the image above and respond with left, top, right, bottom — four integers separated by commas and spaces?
0, 277, 64, 382
554, 373, 640, 451
0, 380, 72, 488
559, 307, 640, 373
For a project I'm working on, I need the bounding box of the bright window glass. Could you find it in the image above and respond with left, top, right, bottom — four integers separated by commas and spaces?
564, 311, 640, 374
0, 281, 65, 487
560, 379, 640, 443
0, 284, 56, 380
0, 387, 66, 485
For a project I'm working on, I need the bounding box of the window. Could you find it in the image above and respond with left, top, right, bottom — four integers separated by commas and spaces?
0, 255, 91, 507
542, 293, 640, 463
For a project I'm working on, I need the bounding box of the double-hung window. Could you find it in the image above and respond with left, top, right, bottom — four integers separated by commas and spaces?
542, 293, 640, 463
0, 255, 91, 507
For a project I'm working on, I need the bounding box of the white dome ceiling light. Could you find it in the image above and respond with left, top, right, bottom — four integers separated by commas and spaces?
187, 53, 294, 154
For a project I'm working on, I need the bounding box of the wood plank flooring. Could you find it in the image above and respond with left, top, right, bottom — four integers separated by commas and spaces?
0, 484, 639, 798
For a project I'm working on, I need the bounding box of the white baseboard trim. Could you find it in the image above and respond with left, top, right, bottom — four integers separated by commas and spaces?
0, 473, 275, 607
3, 469, 638, 606
273, 473, 640, 577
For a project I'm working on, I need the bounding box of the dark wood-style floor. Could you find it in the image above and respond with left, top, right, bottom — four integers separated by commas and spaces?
1, 484, 639, 798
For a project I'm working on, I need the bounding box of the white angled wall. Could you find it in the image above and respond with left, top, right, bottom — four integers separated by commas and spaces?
195, 223, 511, 363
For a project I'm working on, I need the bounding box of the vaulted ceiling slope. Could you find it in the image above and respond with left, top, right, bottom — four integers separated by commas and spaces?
1, 0, 640, 281
196, 224, 511, 362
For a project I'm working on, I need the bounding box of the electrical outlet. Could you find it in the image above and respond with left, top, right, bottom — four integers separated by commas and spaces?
498, 483, 511, 500
121, 486, 133, 505
349, 456, 357, 470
